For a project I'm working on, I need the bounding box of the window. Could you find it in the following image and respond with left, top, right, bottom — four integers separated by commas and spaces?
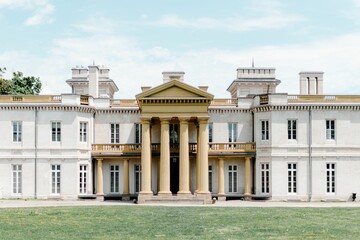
288, 120, 297, 140
208, 123, 213, 143
12, 165, 22, 194
51, 122, 61, 142
51, 165, 61, 194
110, 123, 120, 143
79, 165, 87, 194
260, 163, 270, 194
261, 120, 269, 140
134, 165, 141, 193
326, 120, 335, 140
135, 123, 142, 144
228, 165, 238, 193
326, 163, 336, 193
79, 122, 87, 142
12, 121, 22, 142
208, 165, 213, 192
110, 165, 120, 193
288, 163, 297, 194
228, 123, 237, 142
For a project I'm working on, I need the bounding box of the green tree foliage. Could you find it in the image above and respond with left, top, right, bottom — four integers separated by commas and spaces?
0, 68, 42, 95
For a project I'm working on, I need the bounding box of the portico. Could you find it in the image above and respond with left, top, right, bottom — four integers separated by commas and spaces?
136, 77, 214, 203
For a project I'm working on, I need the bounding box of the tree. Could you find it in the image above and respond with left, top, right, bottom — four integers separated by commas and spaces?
10, 71, 42, 95
0, 68, 42, 95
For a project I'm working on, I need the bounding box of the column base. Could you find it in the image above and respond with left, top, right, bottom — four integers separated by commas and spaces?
96, 194, 104, 201
122, 194, 130, 201
217, 194, 226, 201
244, 194, 252, 201
138, 192, 153, 204
177, 190, 191, 195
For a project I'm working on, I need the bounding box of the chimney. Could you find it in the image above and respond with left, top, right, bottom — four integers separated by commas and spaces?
88, 65, 99, 97
162, 71, 185, 83
299, 72, 324, 95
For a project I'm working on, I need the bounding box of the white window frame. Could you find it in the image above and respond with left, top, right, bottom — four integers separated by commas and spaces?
12, 121, 22, 142
208, 123, 213, 143
79, 122, 87, 142
110, 123, 120, 144
288, 163, 297, 194
261, 120, 269, 140
51, 164, 61, 194
260, 163, 270, 194
228, 123, 237, 143
51, 121, 61, 142
326, 163, 336, 194
134, 164, 141, 193
110, 165, 120, 193
12, 164, 22, 194
79, 165, 88, 194
135, 123, 142, 144
287, 119, 297, 140
228, 165, 238, 193
208, 165, 213, 192
326, 120, 335, 140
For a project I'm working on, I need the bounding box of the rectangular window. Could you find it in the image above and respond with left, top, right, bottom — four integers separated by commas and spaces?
51, 122, 61, 142
79, 165, 87, 194
12, 164, 22, 194
326, 120, 335, 140
326, 163, 336, 193
110, 165, 120, 193
228, 123, 237, 142
208, 123, 213, 143
110, 123, 120, 143
80, 122, 87, 142
228, 165, 238, 193
12, 121, 22, 142
208, 165, 213, 192
260, 163, 270, 194
288, 120, 297, 140
288, 163, 297, 194
135, 123, 142, 144
261, 120, 269, 140
51, 165, 61, 194
134, 164, 141, 193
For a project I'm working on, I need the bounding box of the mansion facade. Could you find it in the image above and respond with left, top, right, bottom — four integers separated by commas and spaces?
1, 64, 360, 203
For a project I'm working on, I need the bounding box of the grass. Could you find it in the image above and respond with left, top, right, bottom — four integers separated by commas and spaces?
0, 205, 360, 239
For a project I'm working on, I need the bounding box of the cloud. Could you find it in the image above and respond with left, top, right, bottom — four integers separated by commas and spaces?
0, 0, 55, 26
143, 0, 304, 32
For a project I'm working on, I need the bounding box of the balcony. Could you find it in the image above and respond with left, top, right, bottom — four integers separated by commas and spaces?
92, 142, 256, 156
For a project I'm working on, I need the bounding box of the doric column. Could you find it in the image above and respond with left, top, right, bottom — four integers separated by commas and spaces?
123, 159, 129, 195
178, 117, 190, 194
218, 158, 225, 195
196, 125, 200, 192
140, 117, 152, 194
244, 156, 251, 197
96, 158, 104, 195
198, 117, 209, 194
159, 117, 171, 194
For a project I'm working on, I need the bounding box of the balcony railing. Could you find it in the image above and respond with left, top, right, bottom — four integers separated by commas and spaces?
0, 95, 62, 103
92, 142, 256, 155
288, 95, 360, 103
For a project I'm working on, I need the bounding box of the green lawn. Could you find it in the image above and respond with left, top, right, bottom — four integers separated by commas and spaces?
1, 205, 359, 239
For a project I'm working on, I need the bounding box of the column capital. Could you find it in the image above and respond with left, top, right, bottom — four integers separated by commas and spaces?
159, 116, 171, 124
218, 157, 225, 161
140, 117, 151, 124
96, 158, 103, 162
197, 117, 209, 124
178, 117, 191, 123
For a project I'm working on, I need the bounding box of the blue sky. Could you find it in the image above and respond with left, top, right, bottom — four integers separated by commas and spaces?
1, 0, 360, 98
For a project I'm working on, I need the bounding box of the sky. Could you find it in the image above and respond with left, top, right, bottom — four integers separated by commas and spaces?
1, 0, 360, 98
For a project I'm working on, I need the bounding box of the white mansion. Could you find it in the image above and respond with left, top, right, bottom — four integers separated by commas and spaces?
1, 64, 359, 203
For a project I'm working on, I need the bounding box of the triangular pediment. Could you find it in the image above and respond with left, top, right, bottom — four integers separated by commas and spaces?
136, 80, 214, 100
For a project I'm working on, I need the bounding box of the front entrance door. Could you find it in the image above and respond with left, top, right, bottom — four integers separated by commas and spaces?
170, 157, 179, 194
